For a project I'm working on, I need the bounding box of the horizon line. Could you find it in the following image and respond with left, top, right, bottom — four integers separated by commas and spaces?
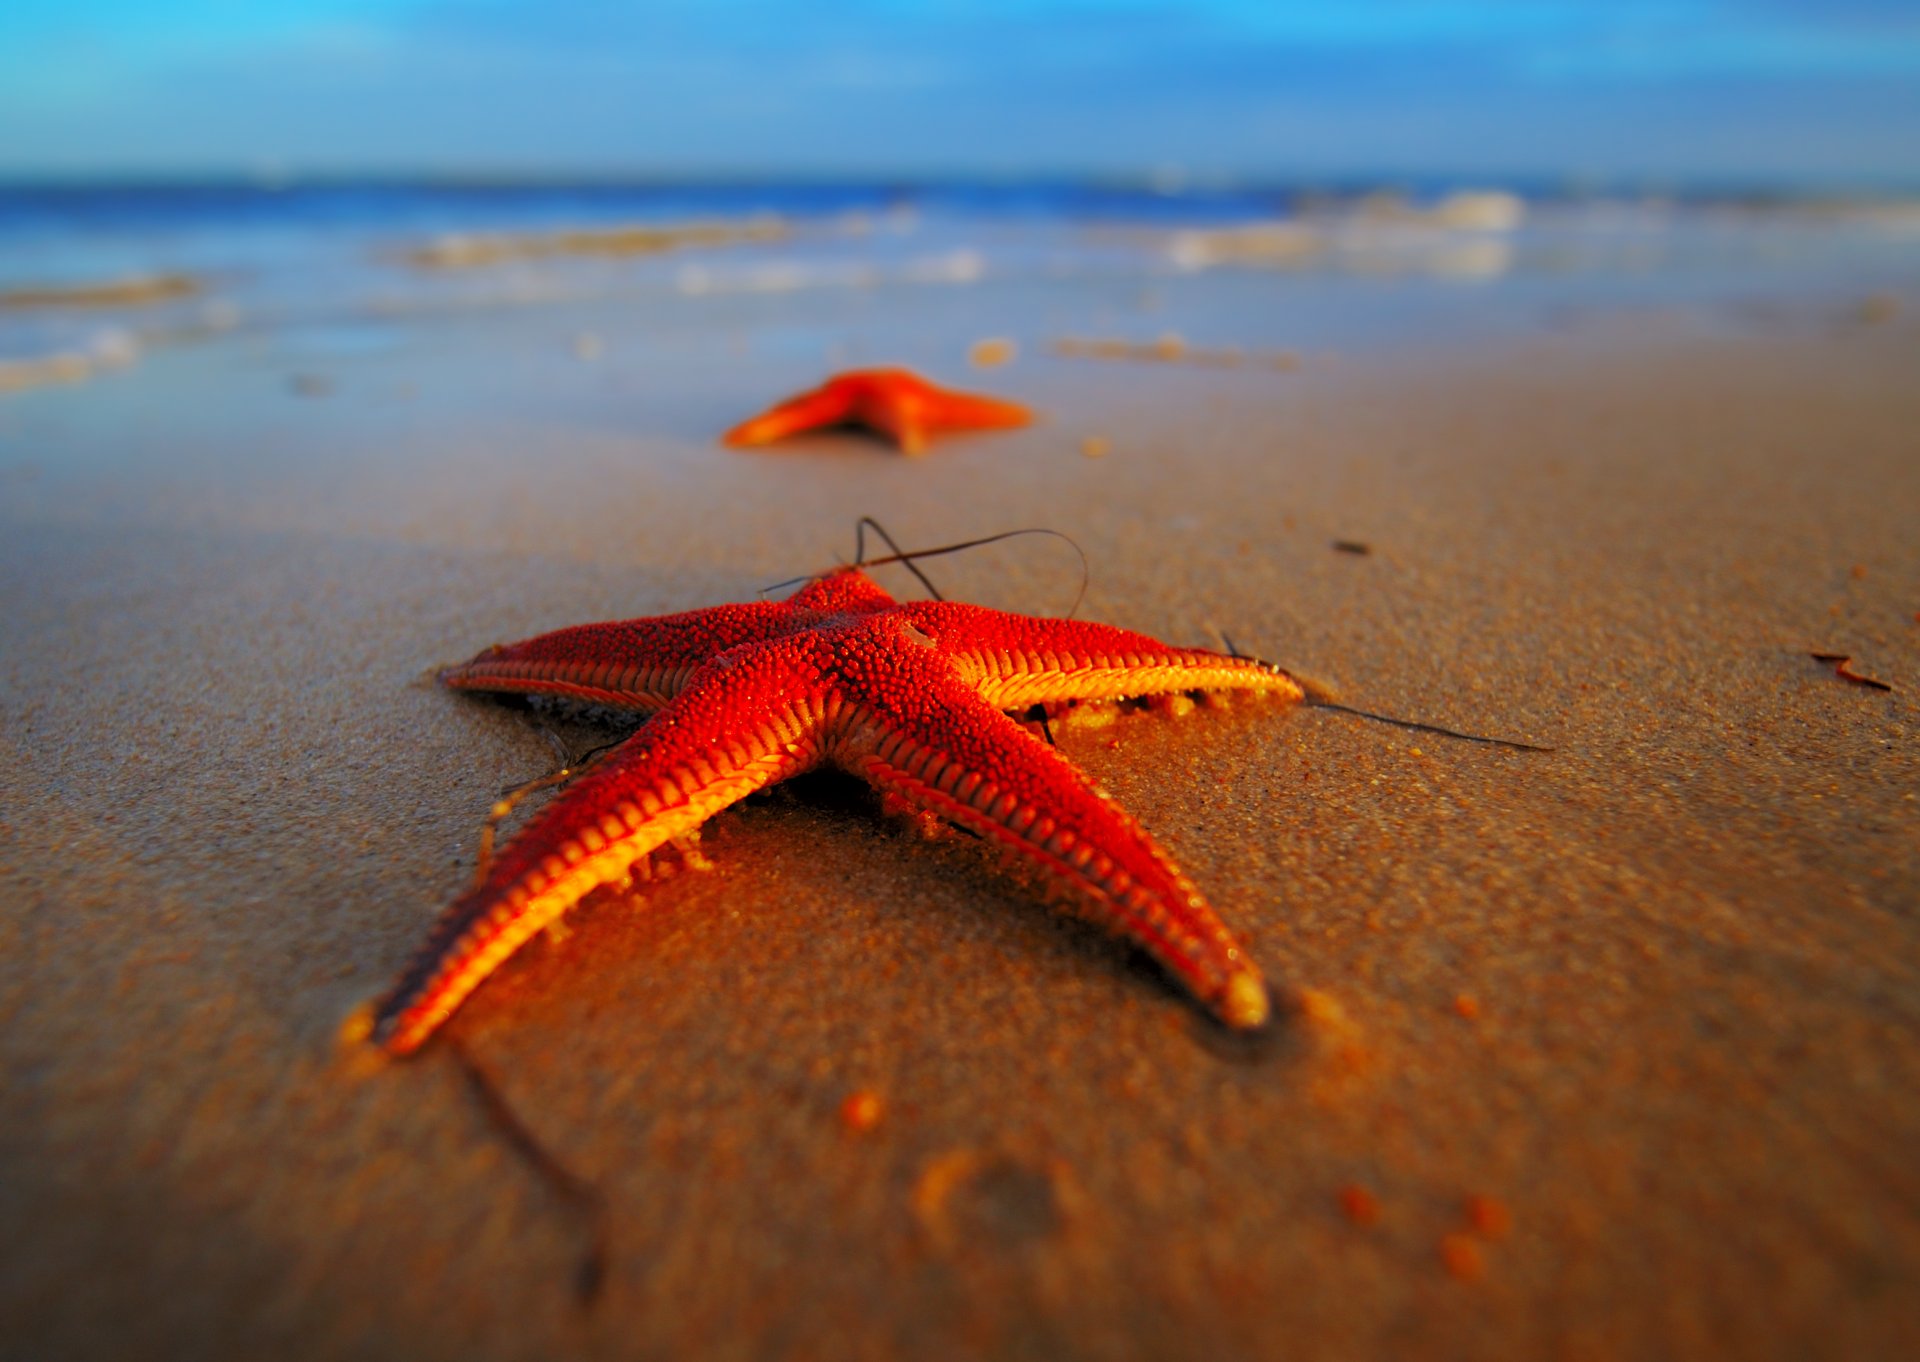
2, 166, 1917, 198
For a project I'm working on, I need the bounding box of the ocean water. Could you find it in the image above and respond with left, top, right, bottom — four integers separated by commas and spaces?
1, 179, 1916, 380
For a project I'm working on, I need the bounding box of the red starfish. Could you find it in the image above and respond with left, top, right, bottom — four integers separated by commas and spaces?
366, 567, 1303, 1056
721, 368, 1032, 455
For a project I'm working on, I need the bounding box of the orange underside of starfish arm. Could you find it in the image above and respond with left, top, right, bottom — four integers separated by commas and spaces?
916, 604, 1306, 709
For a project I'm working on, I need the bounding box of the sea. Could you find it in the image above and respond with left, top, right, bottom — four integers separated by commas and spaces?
2, 177, 1916, 384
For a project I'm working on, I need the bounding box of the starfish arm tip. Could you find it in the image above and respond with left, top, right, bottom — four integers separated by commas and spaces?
1223, 971, 1271, 1029
362, 997, 438, 1059
337, 999, 411, 1070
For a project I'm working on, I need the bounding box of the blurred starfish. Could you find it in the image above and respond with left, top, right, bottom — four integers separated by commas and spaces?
365, 565, 1302, 1055
722, 367, 1032, 455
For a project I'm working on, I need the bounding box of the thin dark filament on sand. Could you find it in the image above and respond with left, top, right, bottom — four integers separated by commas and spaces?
1219, 632, 1551, 753
1308, 700, 1552, 753
450, 1037, 609, 1309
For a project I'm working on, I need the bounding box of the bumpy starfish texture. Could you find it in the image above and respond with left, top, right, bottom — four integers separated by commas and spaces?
722, 368, 1032, 456
369, 568, 1303, 1055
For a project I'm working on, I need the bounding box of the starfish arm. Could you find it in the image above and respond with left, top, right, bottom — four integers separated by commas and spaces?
839, 660, 1270, 1029
922, 390, 1033, 433
858, 381, 1030, 456
721, 382, 856, 448
905, 603, 1305, 710
441, 600, 805, 710
373, 645, 835, 1054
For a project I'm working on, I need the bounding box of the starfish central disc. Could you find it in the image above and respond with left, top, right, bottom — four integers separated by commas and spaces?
369, 567, 1303, 1055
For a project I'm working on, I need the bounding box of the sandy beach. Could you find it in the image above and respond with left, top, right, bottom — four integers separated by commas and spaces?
2, 271, 1918, 1359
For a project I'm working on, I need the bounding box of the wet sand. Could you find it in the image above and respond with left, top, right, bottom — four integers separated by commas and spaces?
2, 307, 1917, 1359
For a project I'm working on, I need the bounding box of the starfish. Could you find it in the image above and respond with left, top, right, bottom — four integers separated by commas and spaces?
367, 566, 1303, 1056
721, 368, 1032, 456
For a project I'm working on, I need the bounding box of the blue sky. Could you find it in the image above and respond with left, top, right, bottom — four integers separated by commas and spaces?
3, 0, 1917, 181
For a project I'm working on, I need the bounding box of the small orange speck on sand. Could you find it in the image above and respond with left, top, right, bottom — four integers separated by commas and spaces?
1338, 1184, 1381, 1226
337, 1002, 376, 1047
1153, 331, 1187, 360
1466, 1194, 1512, 1240
1454, 993, 1481, 1020
1081, 434, 1111, 458
1849, 564, 1867, 580
1440, 1233, 1484, 1281
1297, 988, 1348, 1028
970, 337, 1017, 368
840, 1090, 884, 1133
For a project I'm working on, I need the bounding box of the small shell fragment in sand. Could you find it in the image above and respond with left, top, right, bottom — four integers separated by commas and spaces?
1453, 993, 1481, 1020
969, 337, 1017, 368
